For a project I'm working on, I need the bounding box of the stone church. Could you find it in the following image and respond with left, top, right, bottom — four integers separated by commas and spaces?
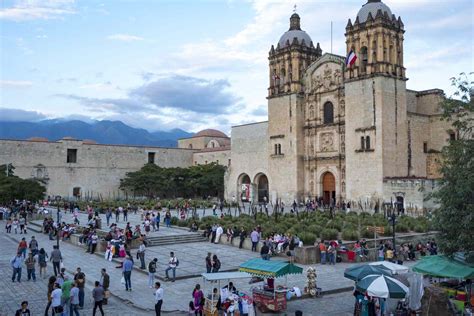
225, 0, 454, 211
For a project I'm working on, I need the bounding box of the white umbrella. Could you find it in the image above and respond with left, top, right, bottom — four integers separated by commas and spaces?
357, 274, 410, 299
369, 261, 409, 274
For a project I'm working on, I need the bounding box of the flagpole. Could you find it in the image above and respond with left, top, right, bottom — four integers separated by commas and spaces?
330, 21, 333, 54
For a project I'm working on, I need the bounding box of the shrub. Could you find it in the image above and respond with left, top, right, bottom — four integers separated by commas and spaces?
299, 232, 317, 246
395, 223, 409, 233
414, 224, 427, 233
342, 229, 359, 241
321, 228, 338, 241
360, 228, 375, 239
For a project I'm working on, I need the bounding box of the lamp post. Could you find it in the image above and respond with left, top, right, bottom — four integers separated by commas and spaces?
389, 205, 396, 251
55, 196, 61, 249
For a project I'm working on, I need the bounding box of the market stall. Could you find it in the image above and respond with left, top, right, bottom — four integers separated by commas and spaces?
201, 271, 254, 316
238, 258, 303, 313
413, 254, 474, 314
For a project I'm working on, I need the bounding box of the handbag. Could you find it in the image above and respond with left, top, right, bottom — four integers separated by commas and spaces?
60, 262, 64, 269
121, 276, 125, 284
104, 290, 111, 298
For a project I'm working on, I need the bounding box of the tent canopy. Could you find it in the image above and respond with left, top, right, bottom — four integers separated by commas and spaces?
369, 261, 409, 274
239, 258, 303, 278
202, 272, 253, 282
413, 255, 474, 279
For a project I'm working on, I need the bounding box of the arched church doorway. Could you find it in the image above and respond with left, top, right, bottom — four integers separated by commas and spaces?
255, 173, 269, 203
237, 174, 251, 202
322, 172, 335, 206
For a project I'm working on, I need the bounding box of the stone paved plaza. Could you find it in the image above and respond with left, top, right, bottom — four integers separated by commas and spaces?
0, 215, 417, 315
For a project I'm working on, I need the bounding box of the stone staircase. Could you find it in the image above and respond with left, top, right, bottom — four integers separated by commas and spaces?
27, 221, 43, 233
145, 233, 208, 246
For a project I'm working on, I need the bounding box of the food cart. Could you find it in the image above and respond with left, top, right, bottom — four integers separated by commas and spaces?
239, 258, 303, 313
201, 271, 254, 316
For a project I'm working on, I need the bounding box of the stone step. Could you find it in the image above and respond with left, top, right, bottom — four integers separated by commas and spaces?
147, 235, 208, 246
27, 225, 43, 233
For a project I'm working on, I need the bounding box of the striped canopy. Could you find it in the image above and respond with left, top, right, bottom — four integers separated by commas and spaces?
357, 274, 409, 299
239, 258, 303, 278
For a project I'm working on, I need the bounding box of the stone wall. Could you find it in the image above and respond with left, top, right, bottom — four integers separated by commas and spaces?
225, 122, 269, 202
383, 179, 439, 210
193, 149, 231, 166
0, 139, 194, 199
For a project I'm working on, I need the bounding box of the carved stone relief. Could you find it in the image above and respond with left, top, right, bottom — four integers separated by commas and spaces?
320, 132, 334, 152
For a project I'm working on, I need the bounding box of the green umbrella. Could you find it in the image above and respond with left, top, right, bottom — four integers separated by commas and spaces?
344, 264, 392, 281
357, 274, 409, 299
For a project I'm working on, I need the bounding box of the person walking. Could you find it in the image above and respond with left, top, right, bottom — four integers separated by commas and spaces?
25, 252, 37, 281
70, 281, 80, 316
18, 237, 28, 258
211, 255, 221, 273
165, 252, 178, 282
100, 268, 110, 305
205, 253, 212, 274
92, 281, 105, 316
38, 248, 48, 279
29, 236, 39, 256
50, 245, 62, 276
148, 258, 158, 288
138, 241, 146, 269
45, 276, 57, 316
250, 228, 260, 252
122, 255, 134, 291
74, 267, 86, 309
61, 275, 73, 314
192, 284, 204, 316
154, 282, 163, 316
11, 252, 24, 282
51, 283, 63, 315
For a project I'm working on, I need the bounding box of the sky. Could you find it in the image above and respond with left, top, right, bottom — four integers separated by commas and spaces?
1, 0, 473, 133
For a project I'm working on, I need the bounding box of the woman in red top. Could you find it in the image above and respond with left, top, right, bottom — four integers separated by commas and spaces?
18, 238, 28, 258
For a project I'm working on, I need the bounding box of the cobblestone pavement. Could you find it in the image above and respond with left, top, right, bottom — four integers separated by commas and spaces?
0, 233, 162, 316
1, 222, 417, 314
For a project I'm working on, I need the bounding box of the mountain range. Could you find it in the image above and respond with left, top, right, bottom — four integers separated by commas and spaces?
0, 119, 194, 147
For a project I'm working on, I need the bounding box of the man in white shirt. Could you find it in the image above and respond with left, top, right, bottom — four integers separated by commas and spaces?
154, 282, 163, 316
51, 283, 63, 314
164, 252, 177, 282
214, 225, 224, 244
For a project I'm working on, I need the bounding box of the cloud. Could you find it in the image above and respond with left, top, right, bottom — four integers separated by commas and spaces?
55, 94, 147, 114
131, 75, 240, 114
0, 108, 46, 121
0, 80, 33, 88
107, 34, 145, 42
0, 0, 76, 21
250, 106, 267, 116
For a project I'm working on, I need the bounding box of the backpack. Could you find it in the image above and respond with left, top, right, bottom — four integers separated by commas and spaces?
175, 258, 179, 267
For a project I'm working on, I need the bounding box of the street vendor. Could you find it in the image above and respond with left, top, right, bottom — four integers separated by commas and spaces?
222, 281, 237, 293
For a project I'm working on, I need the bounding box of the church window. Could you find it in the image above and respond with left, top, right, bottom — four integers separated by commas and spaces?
360, 137, 365, 150
274, 144, 278, 155
449, 131, 456, 141
323, 102, 334, 124
216, 160, 219, 164
205, 160, 208, 164
228, 159, 231, 166
148, 152, 155, 164
278, 144, 282, 155
423, 142, 428, 153
360, 47, 368, 73
67, 149, 77, 163
365, 136, 371, 150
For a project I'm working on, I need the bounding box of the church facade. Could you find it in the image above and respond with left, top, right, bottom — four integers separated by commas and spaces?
225, 0, 454, 212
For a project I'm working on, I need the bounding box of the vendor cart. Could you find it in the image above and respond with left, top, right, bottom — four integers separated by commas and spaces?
201, 272, 254, 316
239, 258, 303, 313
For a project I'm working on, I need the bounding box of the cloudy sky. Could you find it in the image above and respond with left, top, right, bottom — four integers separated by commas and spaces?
1, 0, 472, 133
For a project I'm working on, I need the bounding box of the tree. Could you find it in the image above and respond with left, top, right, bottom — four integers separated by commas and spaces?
119, 162, 226, 199
433, 72, 474, 255
0, 164, 47, 204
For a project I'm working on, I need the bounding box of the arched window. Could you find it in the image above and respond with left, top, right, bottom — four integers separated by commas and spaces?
366, 136, 371, 150
278, 144, 282, 155
274, 144, 278, 155
361, 136, 365, 150
323, 102, 334, 124
360, 46, 368, 73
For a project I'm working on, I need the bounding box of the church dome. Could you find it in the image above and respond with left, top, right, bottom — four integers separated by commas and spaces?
356, 0, 392, 23
278, 13, 313, 48
194, 129, 228, 138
